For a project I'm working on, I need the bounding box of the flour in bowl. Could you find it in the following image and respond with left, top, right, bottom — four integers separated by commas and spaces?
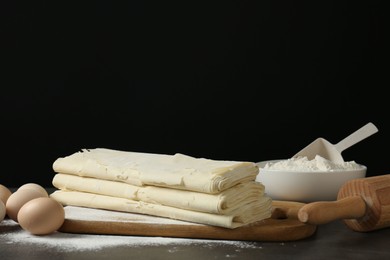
262, 156, 363, 171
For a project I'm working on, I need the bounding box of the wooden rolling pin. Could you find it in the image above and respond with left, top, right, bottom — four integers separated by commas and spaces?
298, 174, 390, 232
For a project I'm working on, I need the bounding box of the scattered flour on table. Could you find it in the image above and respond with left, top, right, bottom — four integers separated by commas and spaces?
0, 211, 259, 252
262, 155, 363, 171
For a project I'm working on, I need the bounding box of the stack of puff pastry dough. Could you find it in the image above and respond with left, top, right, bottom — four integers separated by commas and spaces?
50, 148, 272, 229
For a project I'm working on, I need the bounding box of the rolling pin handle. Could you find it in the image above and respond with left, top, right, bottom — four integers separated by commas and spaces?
298, 196, 366, 225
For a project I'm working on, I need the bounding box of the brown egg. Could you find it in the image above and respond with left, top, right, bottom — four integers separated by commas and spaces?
6, 189, 46, 222
0, 184, 12, 204
0, 200, 6, 222
18, 197, 65, 235
18, 183, 48, 197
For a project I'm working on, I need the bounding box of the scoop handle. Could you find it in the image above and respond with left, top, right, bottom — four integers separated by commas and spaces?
297, 196, 366, 225
335, 122, 378, 153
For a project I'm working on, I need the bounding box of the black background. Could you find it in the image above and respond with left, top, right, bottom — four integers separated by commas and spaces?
1, 1, 387, 188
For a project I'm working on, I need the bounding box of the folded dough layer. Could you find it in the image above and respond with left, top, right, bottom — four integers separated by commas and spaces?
52, 148, 259, 194
50, 190, 272, 229
52, 173, 266, 215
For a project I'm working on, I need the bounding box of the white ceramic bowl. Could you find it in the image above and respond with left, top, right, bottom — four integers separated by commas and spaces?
256, 160, 367, 203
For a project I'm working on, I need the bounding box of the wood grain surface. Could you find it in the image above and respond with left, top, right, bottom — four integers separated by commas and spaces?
298, 174, 390, 232
59, 200, 316, 241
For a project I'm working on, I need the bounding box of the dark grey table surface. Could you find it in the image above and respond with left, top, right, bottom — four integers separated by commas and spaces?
1, 188, 390, 259
2, 215, 390, 259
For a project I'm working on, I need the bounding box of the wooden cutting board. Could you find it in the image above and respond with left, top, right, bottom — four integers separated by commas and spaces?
58, 201, 316, 242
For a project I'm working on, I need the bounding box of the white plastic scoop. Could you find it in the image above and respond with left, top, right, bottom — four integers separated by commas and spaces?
294, 122, 378, 163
